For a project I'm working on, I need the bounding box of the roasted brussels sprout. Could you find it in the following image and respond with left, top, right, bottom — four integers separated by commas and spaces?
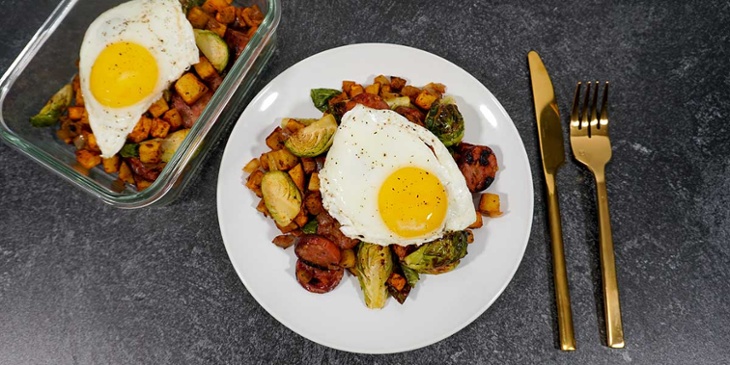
120, 143, 139, 158
403, 231, 469, 274
30, 83, 73, 127
356, 242, 393, 309
310, 88, 342, 112
401, 265, 420, 287
284, 114, 337, 157
424, 99, 465, 147
261, 171, 302, 227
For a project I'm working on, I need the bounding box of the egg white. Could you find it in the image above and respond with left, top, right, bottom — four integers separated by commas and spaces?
79, 0, 199, 157
319, 105, 476, 246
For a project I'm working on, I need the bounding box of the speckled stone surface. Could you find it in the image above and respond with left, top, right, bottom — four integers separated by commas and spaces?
1, 0, 729, 364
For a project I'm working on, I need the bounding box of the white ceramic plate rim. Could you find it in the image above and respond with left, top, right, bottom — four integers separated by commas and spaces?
217, 43, 534, 354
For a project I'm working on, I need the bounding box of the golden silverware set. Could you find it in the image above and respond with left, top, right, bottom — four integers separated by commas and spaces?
527, 51, 624, 351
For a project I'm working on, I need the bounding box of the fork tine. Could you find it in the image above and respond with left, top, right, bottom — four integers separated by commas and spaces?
570, 82, 582, 130
599, 81, 609, 131
589, 81, 600, 136
581, 81, 592, 135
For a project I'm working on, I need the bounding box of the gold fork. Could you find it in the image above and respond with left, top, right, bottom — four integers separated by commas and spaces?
569, 81, 625, 349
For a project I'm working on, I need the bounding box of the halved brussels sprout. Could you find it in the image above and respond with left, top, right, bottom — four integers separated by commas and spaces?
160, 128, 191, 163
30, 83, 73, 127
424, 98, 465, 147
310, 88, 342, 112
284, 114, 337, 157
261, 171, 302, 227
403, 231, 469, 274
356, 242, 393, 309
385, 96, 411, 110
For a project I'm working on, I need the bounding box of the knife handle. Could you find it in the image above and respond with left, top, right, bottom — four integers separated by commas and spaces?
595, 170, 625, 348
545, 174, 576, 351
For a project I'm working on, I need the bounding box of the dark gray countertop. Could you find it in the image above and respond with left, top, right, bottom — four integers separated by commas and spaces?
2, 0, 729, 364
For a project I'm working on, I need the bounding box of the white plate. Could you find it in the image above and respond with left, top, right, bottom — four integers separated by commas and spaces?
217, 43, 534, 354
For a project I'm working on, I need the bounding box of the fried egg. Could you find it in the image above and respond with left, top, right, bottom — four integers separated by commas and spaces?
79, 0, 199, 157
319, 105, 476, 246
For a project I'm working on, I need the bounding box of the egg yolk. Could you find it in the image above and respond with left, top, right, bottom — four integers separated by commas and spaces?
89, 41, 159, 108
378, 166, 448, 238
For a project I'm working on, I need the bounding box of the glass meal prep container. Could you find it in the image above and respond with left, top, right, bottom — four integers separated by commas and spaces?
0, 0, 281, 208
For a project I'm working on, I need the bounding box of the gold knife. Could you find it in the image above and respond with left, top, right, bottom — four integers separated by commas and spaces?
527, 50, 576, 351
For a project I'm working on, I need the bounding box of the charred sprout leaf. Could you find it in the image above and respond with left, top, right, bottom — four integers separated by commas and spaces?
120, 143, 139, 158
302, 220, 318, 234
401, 265, 420, 288
30, 84, 73, 127
424, 99, 465, 147
356, 242, 393, 309
310, 88, 342, 112
403, 231, 469, 274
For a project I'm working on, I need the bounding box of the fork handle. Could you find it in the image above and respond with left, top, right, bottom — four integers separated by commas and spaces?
594, 170, 625, 348
545, 174, 576, 351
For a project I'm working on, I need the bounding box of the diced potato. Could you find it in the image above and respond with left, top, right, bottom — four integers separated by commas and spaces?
288, 163, 305, 193
342, 80, 355, 94
118, 161, 135, 184
202, 0, 232, 13
349, 84, 364, 97
246, 170, 264, 197
72, 74, 84, 106
102, 155, 120, 174
67, 106, 85, 120
162, 109, 183, 131
256, 198, 269, 217
243, 158, 260, 174
206, 18, 227, 38
466, 230, 475, 243
374, 75, 390, 86
240, 5, 264, 27
134, 175, 152, 191
259, 152, 270, 171
128, 115, 153, 143
265, 126, 287, 150
390, 76, 406, 91
424, 82, 446, 95
365, 83, 380, 95
468, 210, 483, 229
415, 90, 438, 110
194, 56, 219, 82
139, 139, 162, 164
263, 148, 299, 171
272, 234, 296, 249
340, 249, 356, 268
401, 85, 421, 103
150, 118, 170, 139
187, 7, 210, 28
478, 193, 504, 218
301, 157, 316, 174
148, 97, 169, 118
308, 172, 320, 191
283, 119, 305, 134
75, 150, 101, 169
380, 84, 392, 96
215, 5, 236, 24
327, 92, 349, 109
276, 221, 299, 234
83, 131, 99, 152
174, 73, 209, 105
293, 207, 308, 228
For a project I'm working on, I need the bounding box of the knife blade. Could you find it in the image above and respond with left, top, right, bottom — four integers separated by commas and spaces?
527, 50, 576, 351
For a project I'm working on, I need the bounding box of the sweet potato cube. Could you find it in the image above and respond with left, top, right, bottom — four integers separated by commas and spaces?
349, 84, 364, 98
134, 175, 152, 191
342, 80, 355, 94
202, 0, 232, 13
246, 170, 264, 197
415, 90, 438, 110
265, 126, 287, 150
206, 18, 227, 38
118, 161, 135, 184
259, 152, 270, 171
374, 75, 390, 87
365, 83, 380, 95
162, 109, 183, 131
308, 172, 320, 191
75, 150, 101, 169
301, 157, 316, 174
187, 7, 210, 28
215, 5, 236, 24
283, 119, 305, 134
264, 149, 299, 171
401, 85, 421, 103
390, 76, 406, 91
256, 198, 269, 216
293, 207, 308, 228
478, 193, 503, 218
102, 155, 120, 174
424, 82, 446, 95
288, 163, 305, 193
194, 56, 219, 82
139, 140, 162, 164
83, 131, 100, 152
174, 73, 208, 105
67, 106, 85, 120
243, 158, 261, 174
379, 84, 392, 96
128, 116, 153, 143
150, 118, 170, 139
468, 210, 483, 229
148, 97, 169, 118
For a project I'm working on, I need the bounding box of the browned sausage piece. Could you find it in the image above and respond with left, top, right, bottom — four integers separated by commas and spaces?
272, 234, 297, 249
295, 235, 342, 270
454, 142, 499, 193
394, 106, 425, 127
316, 212, 360, 250
295, 259, 344, 294
303, 191, 324, 216
128, 158, 162, 181
344, 93, 389, 112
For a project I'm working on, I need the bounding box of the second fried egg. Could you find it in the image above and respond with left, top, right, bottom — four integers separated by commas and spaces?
319, 105, 475, 246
